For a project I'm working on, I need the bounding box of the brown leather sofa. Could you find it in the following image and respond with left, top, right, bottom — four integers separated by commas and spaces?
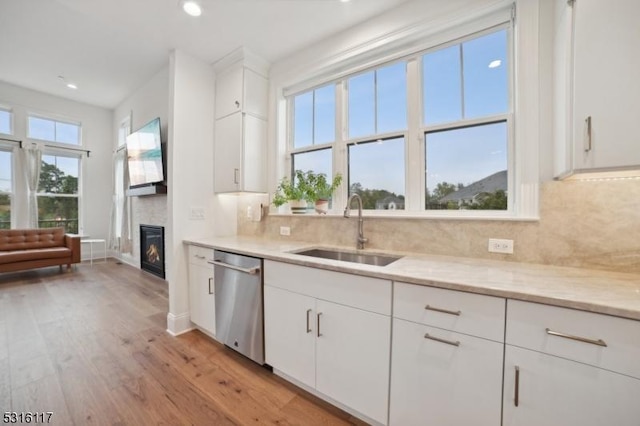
0, 228, 81, 273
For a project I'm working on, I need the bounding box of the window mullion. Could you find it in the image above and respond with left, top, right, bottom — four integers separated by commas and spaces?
405, 57, 422, 211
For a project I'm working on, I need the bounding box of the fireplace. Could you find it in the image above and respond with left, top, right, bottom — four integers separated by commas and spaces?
140, 225, 165, 279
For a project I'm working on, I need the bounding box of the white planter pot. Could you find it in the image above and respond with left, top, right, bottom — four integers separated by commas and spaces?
314, 199, 329, 214
290, 199, 308, 214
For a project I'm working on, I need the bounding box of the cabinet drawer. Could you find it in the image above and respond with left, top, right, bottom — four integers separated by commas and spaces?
394, 282, 505, 342
506, 300, 640, 379
264, 260, 391, 315
188, 245, 214, 267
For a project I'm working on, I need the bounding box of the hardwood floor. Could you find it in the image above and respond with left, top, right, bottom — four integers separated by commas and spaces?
0, 261, 366, 425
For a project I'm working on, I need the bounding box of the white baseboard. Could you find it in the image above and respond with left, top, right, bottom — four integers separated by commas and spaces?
166, 312, 194, 336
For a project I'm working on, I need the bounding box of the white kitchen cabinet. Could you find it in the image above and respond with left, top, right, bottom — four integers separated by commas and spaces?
215, 63, 268, 120
263, 285, 316, 389
214, 111, 266, 193
503, 300, 640, 426
264, 260, 391, 425
566, 0, 640, 173
187, 245, 215, 336
214, 50, 268, 193
503, 346, 640, 426
389, 283, 505, 426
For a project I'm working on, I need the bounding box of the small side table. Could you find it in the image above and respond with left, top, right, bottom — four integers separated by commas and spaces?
81, 239, 107, 266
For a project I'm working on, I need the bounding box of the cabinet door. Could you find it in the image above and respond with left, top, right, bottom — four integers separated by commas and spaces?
188, 263, 215, 335
572, 0, 640, 170
503, 345, 640, 426
264, 286, 316, 389
315, 300, 391, 425
241, 114, 267, 192
389, 319, 503, 426
215, 65, 243, 119
214, 112, 242, 193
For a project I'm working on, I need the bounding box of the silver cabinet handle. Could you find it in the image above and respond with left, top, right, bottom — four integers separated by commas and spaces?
208, 277, 213, 295
234, 100, 240, 108
425, 305, 461, 316
306, 309, 312, 333
424, 333, 460, 347
194, 254, 205, 259
545, 328, 607, 347
514, 366, 520, 407
208, 259, 260, 275
584, 116, 592, 152
317, 312, 323, 337
233, 168, 239, 184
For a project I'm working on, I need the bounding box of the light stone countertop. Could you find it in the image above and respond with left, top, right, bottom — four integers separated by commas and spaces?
184, 235, 640, 321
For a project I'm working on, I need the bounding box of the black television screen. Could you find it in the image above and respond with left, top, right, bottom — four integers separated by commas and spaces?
126, 117, 164, 187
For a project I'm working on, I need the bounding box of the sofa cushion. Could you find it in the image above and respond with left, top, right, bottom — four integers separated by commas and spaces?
0, 228, 65, 251
0, 247, 72, 265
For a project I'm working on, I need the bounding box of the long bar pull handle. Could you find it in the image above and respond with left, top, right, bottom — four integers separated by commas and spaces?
208, 277, 213, 295
194, 254, 206, 259
208, 260, 260, 275
317, 313, 323, 337
584, 116, 592, 153
234, 168, 240, 184
514, 366, 520, 407
424, 333, 460, 347
425, 305, 461, 316
306, 309, 312, 333
545, 328, 607, 347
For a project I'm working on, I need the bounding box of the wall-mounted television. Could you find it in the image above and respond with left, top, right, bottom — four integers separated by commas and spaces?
126, 117, 165, 188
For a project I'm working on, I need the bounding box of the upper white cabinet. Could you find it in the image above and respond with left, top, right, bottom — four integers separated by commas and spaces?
213, 48, 269, 193
559, 0, 640, 175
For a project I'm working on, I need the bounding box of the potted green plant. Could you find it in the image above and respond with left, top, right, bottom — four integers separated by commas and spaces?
306, 172, 343, 214
272, 170, 314, 214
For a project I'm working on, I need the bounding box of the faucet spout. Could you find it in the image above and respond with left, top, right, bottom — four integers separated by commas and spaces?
344, 194, 368, 249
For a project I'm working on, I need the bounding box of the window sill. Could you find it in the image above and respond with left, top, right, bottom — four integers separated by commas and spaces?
268, 211, 539, 222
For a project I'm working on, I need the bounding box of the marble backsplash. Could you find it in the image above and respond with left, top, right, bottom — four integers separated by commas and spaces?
237, 179, 640, 274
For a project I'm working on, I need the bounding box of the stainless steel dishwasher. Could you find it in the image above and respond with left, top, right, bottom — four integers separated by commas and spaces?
211, 250, 264, 364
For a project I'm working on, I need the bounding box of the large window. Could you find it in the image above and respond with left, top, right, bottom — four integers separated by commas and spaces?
285, 24, 512, 215
0, 108, 12, 135
37, 154, 80, 233
28, 115, 81, 145
0, 149, 12, 229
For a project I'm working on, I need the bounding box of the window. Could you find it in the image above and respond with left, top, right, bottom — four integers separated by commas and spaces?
423, 29, 509, 210
0, 108, 12, 135
37, 154, 80, 233
284, 23, 513, 215
28, 115, 81, 145
0, 149, 11, 229
114, 117, 131, 239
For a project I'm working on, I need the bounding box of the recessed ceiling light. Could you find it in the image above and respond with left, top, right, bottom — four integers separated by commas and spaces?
181, 0, 202, 17
340, 0, 351, 2
488, 59, 502, 69
66, 83, 78, 90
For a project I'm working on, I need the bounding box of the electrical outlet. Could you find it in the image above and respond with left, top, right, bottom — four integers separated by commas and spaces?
189, 207, 205, 220
280, 226, 291, 236
246, 205, 253, 219
488, 238, 514, 254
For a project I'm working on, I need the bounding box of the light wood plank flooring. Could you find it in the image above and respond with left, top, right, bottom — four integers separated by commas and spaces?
0, 260, 366, 425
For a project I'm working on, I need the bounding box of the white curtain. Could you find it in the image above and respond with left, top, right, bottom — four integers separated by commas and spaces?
22, 143, 43, 228
107, 151, 120, 250
120, 150, 132, 254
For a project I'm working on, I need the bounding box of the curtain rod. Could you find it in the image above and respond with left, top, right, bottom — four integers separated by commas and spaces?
0, 137, 91, 157
0, 137, 22, 144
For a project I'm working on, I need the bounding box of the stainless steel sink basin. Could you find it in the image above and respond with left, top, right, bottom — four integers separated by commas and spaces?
294, 248, 402, 267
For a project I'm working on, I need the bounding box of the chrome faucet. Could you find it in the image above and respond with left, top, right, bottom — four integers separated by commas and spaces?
344, 194, 368, 249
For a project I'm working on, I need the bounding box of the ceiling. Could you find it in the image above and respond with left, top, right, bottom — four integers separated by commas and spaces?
0, 0, 411, 109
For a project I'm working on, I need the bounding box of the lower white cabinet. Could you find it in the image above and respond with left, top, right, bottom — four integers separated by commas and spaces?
503, 345, 640, 426
264, 260, 391, 425
389, 319, 503, 426
187, 246, 215, 336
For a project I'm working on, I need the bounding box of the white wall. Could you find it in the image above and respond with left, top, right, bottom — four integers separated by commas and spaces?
112, 66, 169, 268
166, 49, 216, 335
0, 80, 112, 250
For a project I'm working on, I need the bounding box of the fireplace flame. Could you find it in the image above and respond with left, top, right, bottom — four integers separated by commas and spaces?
146, 243, 161, 263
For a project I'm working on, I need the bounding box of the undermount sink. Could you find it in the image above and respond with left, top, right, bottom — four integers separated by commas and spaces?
294, 248, 402, 267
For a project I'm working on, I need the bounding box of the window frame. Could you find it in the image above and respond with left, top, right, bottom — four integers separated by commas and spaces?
27, 113, 83, 146
0, 106, 13, 136
36, 150, 82, 234
283, 21, 517, 218
0, 147, 13, 229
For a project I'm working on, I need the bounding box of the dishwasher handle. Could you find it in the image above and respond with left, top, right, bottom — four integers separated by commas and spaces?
208, 259, 260, 275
